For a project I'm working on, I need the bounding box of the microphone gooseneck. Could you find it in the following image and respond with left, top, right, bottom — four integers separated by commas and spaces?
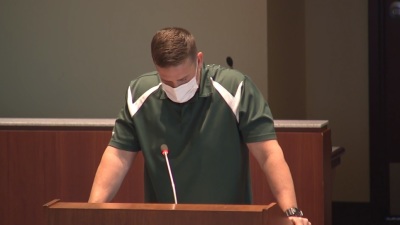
160, 144, 178, 204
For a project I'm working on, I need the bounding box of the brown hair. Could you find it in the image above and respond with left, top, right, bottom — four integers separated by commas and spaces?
151, 27, 198, 67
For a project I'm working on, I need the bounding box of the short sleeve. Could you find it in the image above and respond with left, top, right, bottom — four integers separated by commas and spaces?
108, 87, 141, 151
238, 76, 276, 143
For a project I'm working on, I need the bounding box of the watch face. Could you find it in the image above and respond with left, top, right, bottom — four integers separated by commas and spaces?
285, 208, 304, 217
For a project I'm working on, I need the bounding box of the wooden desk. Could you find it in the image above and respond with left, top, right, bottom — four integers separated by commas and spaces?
43, 199, 291, 225
0, 118, 339, 225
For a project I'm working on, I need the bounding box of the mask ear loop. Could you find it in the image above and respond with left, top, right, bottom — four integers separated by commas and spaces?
194, 58, 200, 83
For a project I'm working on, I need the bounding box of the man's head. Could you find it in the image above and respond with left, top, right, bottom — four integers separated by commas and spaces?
151, 27, 198, 68
151, 27, 203, 103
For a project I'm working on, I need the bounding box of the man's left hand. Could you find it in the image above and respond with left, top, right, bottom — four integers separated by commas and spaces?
289, 216, 311, 225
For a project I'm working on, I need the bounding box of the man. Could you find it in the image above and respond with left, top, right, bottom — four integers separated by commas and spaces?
89, 27, 310, 225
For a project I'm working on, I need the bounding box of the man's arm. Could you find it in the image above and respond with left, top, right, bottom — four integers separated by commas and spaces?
248, 140, 310, 225
247, 139, 297, 210
88, 146, 137, 203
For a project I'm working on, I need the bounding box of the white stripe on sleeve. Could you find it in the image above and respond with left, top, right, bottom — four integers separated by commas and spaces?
127, 83, 161, 117
210, 77, 243, 122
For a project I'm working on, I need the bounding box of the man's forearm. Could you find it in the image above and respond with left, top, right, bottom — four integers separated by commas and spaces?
89, 146, 135, 203
263, 153, 298, 211
248, 140, 298, 211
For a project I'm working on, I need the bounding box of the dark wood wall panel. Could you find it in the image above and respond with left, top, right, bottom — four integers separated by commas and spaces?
7, 132, 56, 225
0, 130, 111, 225
0, 126, 332, 225
0, 132, 9, 225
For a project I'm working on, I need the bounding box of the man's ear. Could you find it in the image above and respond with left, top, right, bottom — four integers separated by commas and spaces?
197, 52, 204, 65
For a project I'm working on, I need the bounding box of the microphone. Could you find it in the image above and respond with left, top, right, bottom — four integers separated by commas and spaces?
160, 144, 178, 204
226, 56, 233, 69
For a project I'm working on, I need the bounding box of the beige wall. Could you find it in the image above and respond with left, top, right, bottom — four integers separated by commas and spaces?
267, 1, 369, 202
267, 1, 306, 119
0, 0, 268, 117
305, 0, 369, 202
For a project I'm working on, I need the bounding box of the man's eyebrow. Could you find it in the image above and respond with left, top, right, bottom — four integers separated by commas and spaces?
177, 75, 190, 82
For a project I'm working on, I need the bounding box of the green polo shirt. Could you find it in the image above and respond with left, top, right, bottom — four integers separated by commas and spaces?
109, 64, 276, 204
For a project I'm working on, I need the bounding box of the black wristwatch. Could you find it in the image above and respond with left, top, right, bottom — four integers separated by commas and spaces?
285, 207, 304, 217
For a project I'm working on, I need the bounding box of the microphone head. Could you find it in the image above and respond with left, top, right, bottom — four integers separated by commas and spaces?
226, 56, 233, 68
160, 144, 169, 155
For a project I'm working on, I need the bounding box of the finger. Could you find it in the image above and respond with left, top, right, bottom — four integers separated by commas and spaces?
289, 217, 310, 225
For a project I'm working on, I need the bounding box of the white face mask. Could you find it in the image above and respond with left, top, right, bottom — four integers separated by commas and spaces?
161, 63, 199, 103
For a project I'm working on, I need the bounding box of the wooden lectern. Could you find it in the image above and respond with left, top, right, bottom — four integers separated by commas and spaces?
43, 199, 291, 225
